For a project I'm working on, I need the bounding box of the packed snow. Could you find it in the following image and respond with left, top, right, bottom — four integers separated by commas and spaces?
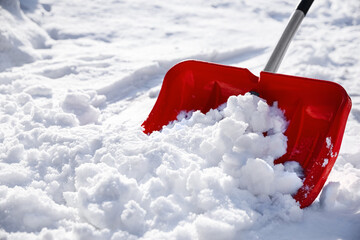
0, 0, 360, 239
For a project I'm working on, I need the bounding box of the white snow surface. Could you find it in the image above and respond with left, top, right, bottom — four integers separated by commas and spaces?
1, 0, 360, 239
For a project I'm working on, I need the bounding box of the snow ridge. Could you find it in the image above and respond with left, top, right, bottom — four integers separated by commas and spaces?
0, 0, 360, 239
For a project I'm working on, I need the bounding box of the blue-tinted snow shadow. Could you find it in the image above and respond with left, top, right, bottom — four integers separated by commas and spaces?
352, 109, 360, 123
244, 208, 360, 240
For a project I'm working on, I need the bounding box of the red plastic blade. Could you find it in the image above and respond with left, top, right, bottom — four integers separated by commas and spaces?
142, 60, 351, 208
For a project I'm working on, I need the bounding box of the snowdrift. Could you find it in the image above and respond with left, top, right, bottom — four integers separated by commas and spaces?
0, 0, 359, 239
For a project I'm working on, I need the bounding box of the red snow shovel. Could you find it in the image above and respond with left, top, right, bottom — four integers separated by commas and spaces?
142, 0, 351, 208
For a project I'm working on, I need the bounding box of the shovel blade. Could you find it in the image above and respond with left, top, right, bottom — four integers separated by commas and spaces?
142, 60, 351, 208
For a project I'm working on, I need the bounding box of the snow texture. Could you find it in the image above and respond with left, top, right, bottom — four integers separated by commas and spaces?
0, 0, 360, 239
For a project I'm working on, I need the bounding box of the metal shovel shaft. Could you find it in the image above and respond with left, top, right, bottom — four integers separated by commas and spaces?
264, 0, 314, 73
263, 10, 305, 73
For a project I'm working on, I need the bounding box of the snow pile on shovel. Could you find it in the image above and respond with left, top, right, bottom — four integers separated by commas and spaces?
62, 93, 303, 239
0, 84, 304, 239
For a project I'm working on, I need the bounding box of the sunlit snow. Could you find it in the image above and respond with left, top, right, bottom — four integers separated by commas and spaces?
1, 0, 360, 239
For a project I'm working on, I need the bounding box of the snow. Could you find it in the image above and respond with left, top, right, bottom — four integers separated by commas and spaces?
0, 0, 360, 239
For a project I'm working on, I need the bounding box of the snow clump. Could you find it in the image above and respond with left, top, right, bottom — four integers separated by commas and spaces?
66, 93, 304, 239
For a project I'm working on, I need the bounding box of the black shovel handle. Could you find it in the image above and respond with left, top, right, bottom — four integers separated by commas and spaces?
264, 0, 314, 73
297, 0, 314, 16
